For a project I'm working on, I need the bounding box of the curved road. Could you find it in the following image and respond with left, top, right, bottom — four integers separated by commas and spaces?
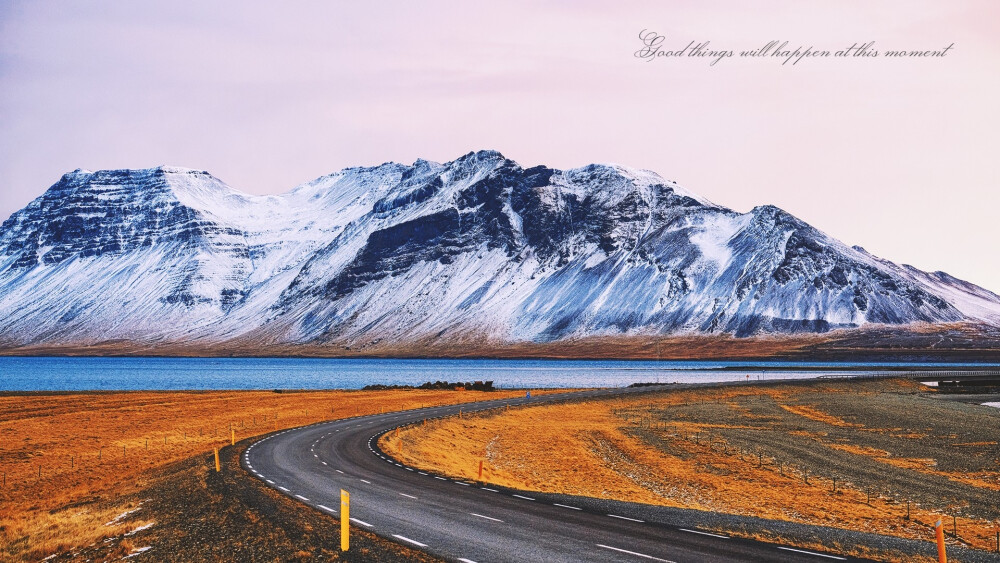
245, 388, 871, 562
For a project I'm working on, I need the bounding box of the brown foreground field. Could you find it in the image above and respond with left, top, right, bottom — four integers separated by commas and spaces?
382, 378, 1000, 559
0, 387, 546, 561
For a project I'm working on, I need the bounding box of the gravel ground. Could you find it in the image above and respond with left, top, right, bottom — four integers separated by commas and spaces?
610, 378, 1000, 560
627, 380, 1000, 521
45, 440, 443, 562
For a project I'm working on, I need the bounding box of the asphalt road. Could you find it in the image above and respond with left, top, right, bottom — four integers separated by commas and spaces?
244, 388, 874, 562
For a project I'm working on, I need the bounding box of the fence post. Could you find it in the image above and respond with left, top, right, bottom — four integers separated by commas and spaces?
341, 489, 350, 551
935, 519, 947, 563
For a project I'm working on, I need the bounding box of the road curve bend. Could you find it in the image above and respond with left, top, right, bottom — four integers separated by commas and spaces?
245, 388, 872, 562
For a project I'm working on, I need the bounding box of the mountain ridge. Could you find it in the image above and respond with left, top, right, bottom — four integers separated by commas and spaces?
2, 150, 999, 358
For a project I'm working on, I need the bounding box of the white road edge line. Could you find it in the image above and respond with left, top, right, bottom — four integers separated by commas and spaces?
457, 559, 479, 563
776, 547, 846, 560
399, 492, 418, 499
317, 505, 336, 513
481, 487, 499, 492
679, 528, 729, 539
512, 494, 535, 501
278, 486, 290, 492
350, 517, 373, 527
607, 514, 644, 522
392, 534, 428, 548
596, 544, 676, 563
470, 513, 504, 523
554, 503, 581, 510
360, 479, 372, 484
295, 495, 309, 501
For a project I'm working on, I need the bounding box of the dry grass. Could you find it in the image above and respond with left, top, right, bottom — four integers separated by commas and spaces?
0, 388, 539, 561
384, 379, 1000, 555
779, 404, 858, 427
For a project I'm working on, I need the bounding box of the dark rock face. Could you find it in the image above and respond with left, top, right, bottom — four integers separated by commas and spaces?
325, 209, 467, 298
0, 169, 247, 270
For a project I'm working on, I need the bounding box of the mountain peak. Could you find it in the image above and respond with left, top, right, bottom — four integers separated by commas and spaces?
459, 149, 507, 160
3, 152, 999, 351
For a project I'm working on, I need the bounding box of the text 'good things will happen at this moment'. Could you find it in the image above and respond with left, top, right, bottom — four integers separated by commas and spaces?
635, 30, 955, 66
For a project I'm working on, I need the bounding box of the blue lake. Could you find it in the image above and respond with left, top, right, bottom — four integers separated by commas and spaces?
1, 356, 996, 391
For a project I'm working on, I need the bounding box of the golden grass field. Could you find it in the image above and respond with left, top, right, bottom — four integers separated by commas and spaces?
382, 379, 1000, 559
0, 387, 545, 561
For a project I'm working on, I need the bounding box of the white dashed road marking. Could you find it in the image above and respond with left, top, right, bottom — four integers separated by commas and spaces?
777, 547, 846, 560
607, 514, 644, 523
392, 535, 428, 548
679, 528, 729, 539
596, 544, 676, 562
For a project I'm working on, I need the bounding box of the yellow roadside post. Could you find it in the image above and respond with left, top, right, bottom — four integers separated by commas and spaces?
214, 448, 220, 472
935, 519, 947, 563
231, 429, 235, 446
478, 459, 484, 480
340, 489, 350, 551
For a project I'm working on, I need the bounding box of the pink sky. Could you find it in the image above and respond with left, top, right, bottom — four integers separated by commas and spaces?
1, 1, 998, 290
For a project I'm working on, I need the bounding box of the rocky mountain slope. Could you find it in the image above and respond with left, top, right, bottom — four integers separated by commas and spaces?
2, 150, 998, 354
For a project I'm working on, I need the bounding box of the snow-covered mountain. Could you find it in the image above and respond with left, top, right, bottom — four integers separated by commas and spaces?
2, 150, 999, 353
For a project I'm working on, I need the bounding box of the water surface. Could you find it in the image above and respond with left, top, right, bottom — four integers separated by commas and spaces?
2, 356, 995, 391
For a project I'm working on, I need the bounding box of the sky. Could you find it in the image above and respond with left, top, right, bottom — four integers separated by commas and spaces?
1, 1, 998, 290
